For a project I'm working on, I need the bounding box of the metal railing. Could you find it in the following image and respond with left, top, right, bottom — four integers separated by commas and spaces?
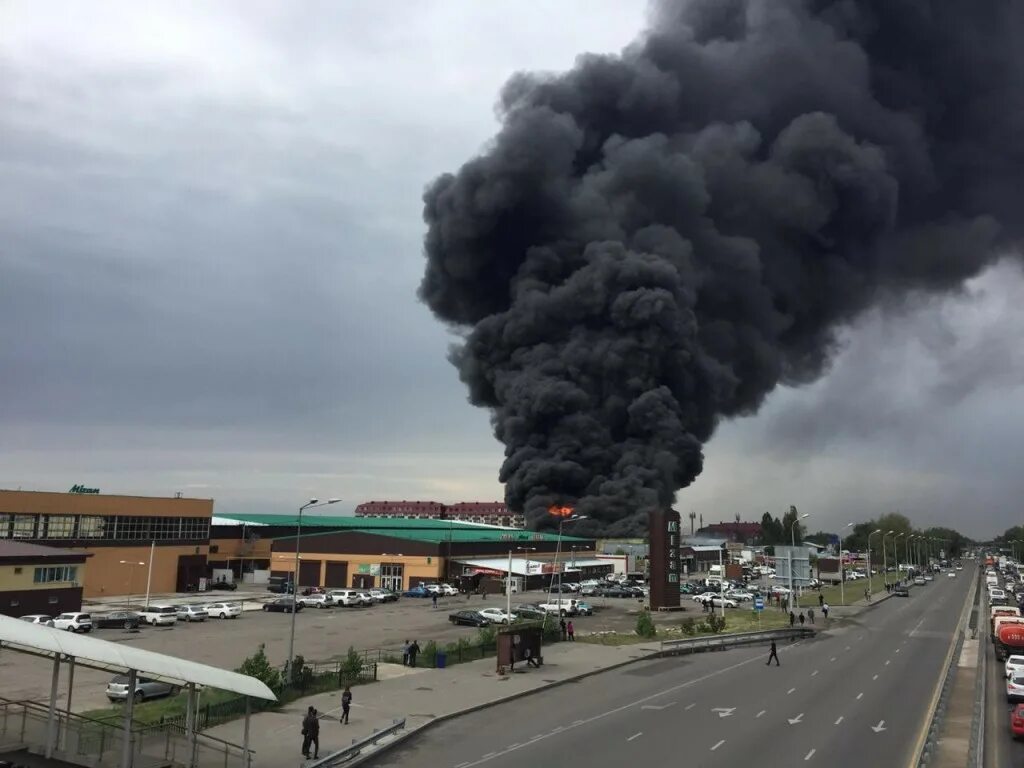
0, 697, 253, 768
305, 718, 406, 767
658, 627, 815, 655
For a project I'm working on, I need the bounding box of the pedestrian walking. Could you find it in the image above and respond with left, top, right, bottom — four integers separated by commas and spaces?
818, 593, 824, 608
402, 639, 410, 667
432, 592, 438, 609
766, 640, 780, 666
567, 620, 575, 641
789, 611, 796, 627
808, 608, 815, 624
559, 617, 567, 641
822, 602, 830, 620
798, 612, 805, 626
408, 640, 420, 668
340, 687, 352, 724
301, 706, 319, 759
524, 646, 540, 668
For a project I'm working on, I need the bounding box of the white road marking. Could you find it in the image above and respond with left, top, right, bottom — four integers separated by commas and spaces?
811, 670, 819, 677
871, 720, 887, 733
856, 692, 864, 700
830, 656, 836, 662
641, 702, 676, 711
872, 674, 878, 681
711, 740, 726, 751
482, 753, 496, 759
788, 687, 796, 694
834, 716, 844, 725
712, 707, 736, 718
530, 735, 543, 740
805, 749, 816, 761
507, 744, 520, 749
627, 732, 643, 742
573, 720, 584, 725
685, 703, 696, 711
756, 710, 767, 718
456, 763, 470, 768
885, 660, 890, 666
788, 713, 804, 725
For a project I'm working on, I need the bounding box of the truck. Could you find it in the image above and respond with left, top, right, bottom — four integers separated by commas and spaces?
992, 606, 1020, 638
995, 618, 1024, 661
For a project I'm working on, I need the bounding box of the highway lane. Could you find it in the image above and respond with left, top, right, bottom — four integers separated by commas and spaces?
364, 572, 972, 768
983, 575, 1024, 768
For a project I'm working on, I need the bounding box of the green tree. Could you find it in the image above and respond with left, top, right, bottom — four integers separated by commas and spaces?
635, 610, 657, 638
341, 646, 363, 682
236, 644, 281, 690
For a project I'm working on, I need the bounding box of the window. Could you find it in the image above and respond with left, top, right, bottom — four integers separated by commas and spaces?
78, 516, 106, 538
33, 566, 77, 584
44, 516, 76, 538
14, 567, 22, 574
12, 515, 36, 538
380, 563, 403, 592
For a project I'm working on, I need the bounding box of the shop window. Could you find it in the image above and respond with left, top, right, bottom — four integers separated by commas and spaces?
11, 515, 36, 538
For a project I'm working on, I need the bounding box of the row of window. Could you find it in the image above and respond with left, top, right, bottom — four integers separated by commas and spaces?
0, 514, 210, 542
34, 566, 78, 584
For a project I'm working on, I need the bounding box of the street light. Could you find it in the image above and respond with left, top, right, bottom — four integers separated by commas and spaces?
119, 560, 145, 610
893, 533, 904, 580
507, 546, 536, 620
882, 530, 895, 586
546, 515, 587, 620
787, 512, 810, 612
867, 529, 883, 599
286, 497, 341, 685
838, 522, 853, 606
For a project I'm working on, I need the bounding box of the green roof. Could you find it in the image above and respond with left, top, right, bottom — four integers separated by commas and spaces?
214, 512, 588, 544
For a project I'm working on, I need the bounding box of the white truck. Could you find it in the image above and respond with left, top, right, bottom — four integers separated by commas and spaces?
537, 599, 578, 616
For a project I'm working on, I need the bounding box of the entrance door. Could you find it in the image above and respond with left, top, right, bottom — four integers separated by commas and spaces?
298, 560, 322, 588
380, 563, 404, 592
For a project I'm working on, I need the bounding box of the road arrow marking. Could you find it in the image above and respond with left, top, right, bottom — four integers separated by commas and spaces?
872, 720, 886, 733
835, 716, 844, 725
711, 707, 736, 718
641, 702, 676, 711
788, 713, 804, 725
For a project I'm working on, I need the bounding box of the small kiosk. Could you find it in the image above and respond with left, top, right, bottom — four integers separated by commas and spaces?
496, 623, 544, 674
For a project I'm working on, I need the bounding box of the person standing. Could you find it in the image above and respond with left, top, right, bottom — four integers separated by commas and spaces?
340, 687, 352, 724
432, 592, 438, 609
807, 608, 815, 625
559, 617, 567, 641
301, 706, 319, 759
789, 611, 796, 627
818, 593, 824, 608
766, 640, 780, 666
408, 640, 420, 668
567, 620, 575, 641
798, 612, 805, 626
402, 640, 410, 667
509, 640, 516, 672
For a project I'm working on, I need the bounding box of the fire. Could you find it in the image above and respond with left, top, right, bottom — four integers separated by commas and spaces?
548, 505, 574, 518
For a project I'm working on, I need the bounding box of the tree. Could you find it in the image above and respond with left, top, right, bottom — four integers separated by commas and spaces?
780, 506, 805, 545
760, 511, 783, 545
236, 644, 281, 690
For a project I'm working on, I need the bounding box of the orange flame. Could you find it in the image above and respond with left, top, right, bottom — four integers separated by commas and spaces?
548, 505, 574, 518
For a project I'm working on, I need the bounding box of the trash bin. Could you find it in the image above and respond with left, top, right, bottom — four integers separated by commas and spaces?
436, 650, 447, 669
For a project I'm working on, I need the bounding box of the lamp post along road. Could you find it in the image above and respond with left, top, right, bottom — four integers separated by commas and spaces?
867, 529, 882, 599
287, 497, 340, 685
882, 531, 894, 587
838, 522, 852, 606
119, 560, 145, 610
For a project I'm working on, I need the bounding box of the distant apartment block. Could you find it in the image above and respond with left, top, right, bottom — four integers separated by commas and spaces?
354, 500, 525, 528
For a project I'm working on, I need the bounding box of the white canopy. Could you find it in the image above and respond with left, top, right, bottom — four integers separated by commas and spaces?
0, 614, 276, 701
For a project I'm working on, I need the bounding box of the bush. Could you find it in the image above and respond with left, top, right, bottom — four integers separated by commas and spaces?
542, 621, 562, 643
680, 617, 697, 636
635, 610, 657, 638
707, 614, 727, 633
341, 646, 363, 682
477, 625, 497, 649
422, 640, 438, 666
236, 644, 281, 690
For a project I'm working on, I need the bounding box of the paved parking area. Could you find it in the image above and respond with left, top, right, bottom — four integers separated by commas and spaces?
2, 590, 663, 712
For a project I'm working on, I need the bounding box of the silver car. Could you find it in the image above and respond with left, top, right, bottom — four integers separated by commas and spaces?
174, 605, 208, 622
20, 614, 55, 627
106, 675, 179, 703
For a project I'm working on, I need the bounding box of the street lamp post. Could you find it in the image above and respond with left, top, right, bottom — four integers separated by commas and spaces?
507, 546, 536, 620
867, 529, 883, 599
882, 530, 895, 586
787, 512, 810, 613
893, 533, 904, 580
838, 522, 853, 606
286, 497, 340, 685
119, 560, 145, 610
546, 515, 586, 627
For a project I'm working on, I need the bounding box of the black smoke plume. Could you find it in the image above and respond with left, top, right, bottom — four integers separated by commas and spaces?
420, 0, 1024, 535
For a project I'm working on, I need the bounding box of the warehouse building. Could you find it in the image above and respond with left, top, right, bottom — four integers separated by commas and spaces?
210, 513, 597, 591
0, 540, 91, 617
354, 500, 525, 528
0, 489, 212, 597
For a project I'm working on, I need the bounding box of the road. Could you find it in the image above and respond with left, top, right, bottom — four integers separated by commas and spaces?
365, 572, 972, 768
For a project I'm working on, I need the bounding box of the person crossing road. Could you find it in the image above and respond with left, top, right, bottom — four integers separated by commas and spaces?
766, 640, 780, 666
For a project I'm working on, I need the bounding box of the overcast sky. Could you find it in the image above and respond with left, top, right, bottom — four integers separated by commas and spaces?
2, 1, 1021, 539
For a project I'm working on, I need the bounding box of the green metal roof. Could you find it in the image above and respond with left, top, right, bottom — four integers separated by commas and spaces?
214, 512, 588, 544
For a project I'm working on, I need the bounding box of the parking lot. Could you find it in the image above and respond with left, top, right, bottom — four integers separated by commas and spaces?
3, 588, 656, 712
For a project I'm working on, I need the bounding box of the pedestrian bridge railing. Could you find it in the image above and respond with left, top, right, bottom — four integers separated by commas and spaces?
305, 718, 406, 767
658, 627, 816, 656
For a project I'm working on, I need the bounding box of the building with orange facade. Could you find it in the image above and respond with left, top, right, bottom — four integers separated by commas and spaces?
0, 489, 212, 598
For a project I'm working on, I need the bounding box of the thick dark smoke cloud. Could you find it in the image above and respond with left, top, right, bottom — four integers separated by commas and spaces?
420, 0, 1024, 535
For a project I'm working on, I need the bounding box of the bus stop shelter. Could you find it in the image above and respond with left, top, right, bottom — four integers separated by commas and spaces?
0, 613, 276, 768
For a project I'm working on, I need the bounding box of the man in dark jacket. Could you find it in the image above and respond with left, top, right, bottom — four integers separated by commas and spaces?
301, 706, 319, 759
766, 640, 780, 666
408, 640, 420, 668
340, 687, 353, 724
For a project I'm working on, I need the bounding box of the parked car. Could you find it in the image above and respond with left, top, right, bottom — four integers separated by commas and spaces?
262, 598, 302, 613
1009, 673, 1024, 703
297, 593, 335, 609
894, 585, 910, 597
1011, 703, 1024, 739
402, 586, 432, 598
368, 589, 398, 603
204, 602, 242, 619
513, 604, 547, 620
175, 605, 209, 622
94, 611, 142, 630
19, 615, 55, 627
538, 600, 578, 616
725, 591, 755, 602
438, 584, 459, 596
301, 587, 327, 597
597, 586, 632, 598
574, 601, 594, 616
914, 576, 927, 586
478, 608, 516, 624
449, 610, 490, 627
139, 605, 178, 626
328, 590, 364, 607
708, 596, 738, 609
52, 613, 93, 633
106, 675, 178, 704
354, 592, 375, 607
1006, 655, 1024, 680
992, 589, 1009, 605
209, 579, 238, 591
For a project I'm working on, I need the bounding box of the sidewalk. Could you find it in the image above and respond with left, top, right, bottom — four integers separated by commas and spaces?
205, 641, 660, 767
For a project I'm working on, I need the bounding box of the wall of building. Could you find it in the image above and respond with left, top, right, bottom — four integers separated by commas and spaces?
268, 551, 444, 591
80, 544, 207, 598
0, 562, 86, 617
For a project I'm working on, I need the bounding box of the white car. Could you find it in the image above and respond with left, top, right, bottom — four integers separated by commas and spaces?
139, 605, 178, 626
692, 592, 718, 603
52, 612, 93, 633
367, 589, 390, 603
1008, 673, 1024, 703
537, 600, 578, 616
328, 590, 363, 607
947, 571, 957, 578
991, 588, 1008, 604
19, 614, 55, 627
725, 591, 754, 602
354, 592, 375, 606
297, 593, 335, 609
204, 602, 242, 619
708, 596, 738, 609
478, 608, 517, 624
1006, 655, 1024, 680
439, 584, 459, 596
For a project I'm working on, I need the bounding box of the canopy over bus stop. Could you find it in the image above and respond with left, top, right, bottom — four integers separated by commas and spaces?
0, 614, 276, 768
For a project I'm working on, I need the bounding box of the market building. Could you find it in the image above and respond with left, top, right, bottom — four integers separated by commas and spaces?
0, 489, 212, 598
354, 500, 526, 528
210, 513, 605, 592
0, 540, 91, 617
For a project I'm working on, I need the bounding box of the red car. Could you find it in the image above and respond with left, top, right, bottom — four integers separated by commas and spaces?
1012, 703, 1024, 739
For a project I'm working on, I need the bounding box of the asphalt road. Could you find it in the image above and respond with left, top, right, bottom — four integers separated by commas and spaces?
365, 572, 972, 768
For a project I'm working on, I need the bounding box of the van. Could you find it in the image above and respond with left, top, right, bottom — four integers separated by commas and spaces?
327, 590, 363, 607
139, 605, 178, 626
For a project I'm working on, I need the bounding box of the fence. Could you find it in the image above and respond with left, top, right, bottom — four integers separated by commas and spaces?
305, 718, 406, 767
0, 697, 252, 768
658, 626, 816, 655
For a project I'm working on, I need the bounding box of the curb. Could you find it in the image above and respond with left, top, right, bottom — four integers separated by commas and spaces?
345, 648, 661, 766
